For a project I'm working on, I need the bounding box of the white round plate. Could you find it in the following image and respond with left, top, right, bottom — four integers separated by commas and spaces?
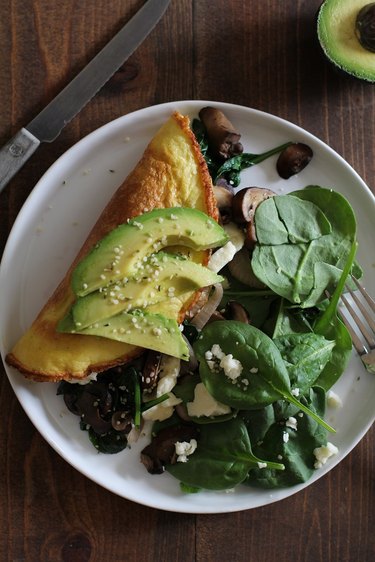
1, 101, 374, 514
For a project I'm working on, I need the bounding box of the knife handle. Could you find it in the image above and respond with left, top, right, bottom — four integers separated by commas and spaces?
0, 128, 40, 194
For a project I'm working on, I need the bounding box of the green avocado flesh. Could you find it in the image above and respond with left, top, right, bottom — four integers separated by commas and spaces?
72, 207, 228, 297
58, 309, 189, 360
69, 252, 223, 329
317, 0, 375, 82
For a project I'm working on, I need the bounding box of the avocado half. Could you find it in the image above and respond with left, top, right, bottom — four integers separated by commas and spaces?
317, 0, 375, 82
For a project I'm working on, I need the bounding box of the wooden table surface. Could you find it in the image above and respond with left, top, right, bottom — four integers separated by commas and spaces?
1, 1, 374, 561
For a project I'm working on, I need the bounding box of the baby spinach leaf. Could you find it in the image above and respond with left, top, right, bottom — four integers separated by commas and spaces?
221, 267, 277, 329
254, 195, 331, 246
173, 372, 200, 402
270, 298, 315, 338
251, 187, 357, 308
274, 333, 335, 393
167, 418, 284, 491
240, 405, 276, 445
180, 482, 201, 494
245, 387, 327, 488
193, 321, 334, 432
313, 240, 357, 390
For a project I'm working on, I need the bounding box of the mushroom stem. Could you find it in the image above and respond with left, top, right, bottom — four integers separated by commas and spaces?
199, 107, 243, 159
213, 185, 234, 224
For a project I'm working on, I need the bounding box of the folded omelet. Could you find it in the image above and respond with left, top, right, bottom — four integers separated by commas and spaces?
6, 112, 218, 382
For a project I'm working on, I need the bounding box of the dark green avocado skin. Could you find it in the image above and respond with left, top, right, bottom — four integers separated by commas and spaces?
317, 0, 375, 83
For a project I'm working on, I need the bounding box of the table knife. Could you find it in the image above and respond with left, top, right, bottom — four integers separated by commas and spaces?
0, 0, 171, 194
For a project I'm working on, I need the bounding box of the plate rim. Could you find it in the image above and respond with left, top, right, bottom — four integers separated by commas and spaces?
1, 99, 374, 514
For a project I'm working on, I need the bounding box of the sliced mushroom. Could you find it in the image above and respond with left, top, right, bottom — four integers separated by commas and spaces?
141, 350, 162, 394
63, 389, 83, 416
228, 247, 266, 288
175, 403, 192, 422
199, 107, 243, 159
140, 424, 199, 474
216, 177, 234, 190
111, 411, 133, 433
232, 187, 275, 225
206, 310, 226, 324
75, 389, 113, 435
213, 185, 234, 224
231, 187, 276, 249
276, 143, 313, 179
224, 301, 250, 324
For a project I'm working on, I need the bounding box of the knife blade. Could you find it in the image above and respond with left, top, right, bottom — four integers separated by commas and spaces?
0, 0, 170, 194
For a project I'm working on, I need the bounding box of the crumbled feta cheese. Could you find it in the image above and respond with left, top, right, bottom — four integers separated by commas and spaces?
327, 390, 343, 409
207, 344, 243, 381
187, 382, 231, 418
282, 431, 289, 443
210, 344, 225, 360
142, 393, 181, 422
175, 439, 197, 463
67, 372, 98, 385
257, 462, 267, 469
156, 356, 181, 396
291, 387, 300, 397
285, 416, 298, 430
220, 354, 243, 381
313, 442, 339, 469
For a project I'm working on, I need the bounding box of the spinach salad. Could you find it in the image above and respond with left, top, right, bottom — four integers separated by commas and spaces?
59, 109, 361, 494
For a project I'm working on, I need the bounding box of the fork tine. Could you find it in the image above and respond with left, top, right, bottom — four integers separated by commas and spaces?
345, 281, 375, 332
351, 275, 375, 313
340, 293, 375, 349
339, 310, 368, 355
339, 275, 375, 373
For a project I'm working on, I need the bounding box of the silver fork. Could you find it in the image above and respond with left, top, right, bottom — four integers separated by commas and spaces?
339, 275, 375, 373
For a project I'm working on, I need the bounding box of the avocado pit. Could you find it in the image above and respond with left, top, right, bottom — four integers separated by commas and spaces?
356, 3, 375, 52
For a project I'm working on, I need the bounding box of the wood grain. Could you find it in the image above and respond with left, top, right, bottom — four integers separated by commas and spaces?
0, 1, 374, 561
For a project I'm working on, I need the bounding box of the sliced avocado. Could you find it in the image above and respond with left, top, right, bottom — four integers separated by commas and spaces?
317, 0, 375, 82
70, 252, 223, 329
58, 309, 189, 360
72, 207, 228, 297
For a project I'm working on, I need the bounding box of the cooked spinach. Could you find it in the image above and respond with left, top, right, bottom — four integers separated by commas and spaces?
167, 418, 284, 491
191, 118, 292, 187
214, 143, 292, 186
87, 427, 128, 454
58, 365, 143, 454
